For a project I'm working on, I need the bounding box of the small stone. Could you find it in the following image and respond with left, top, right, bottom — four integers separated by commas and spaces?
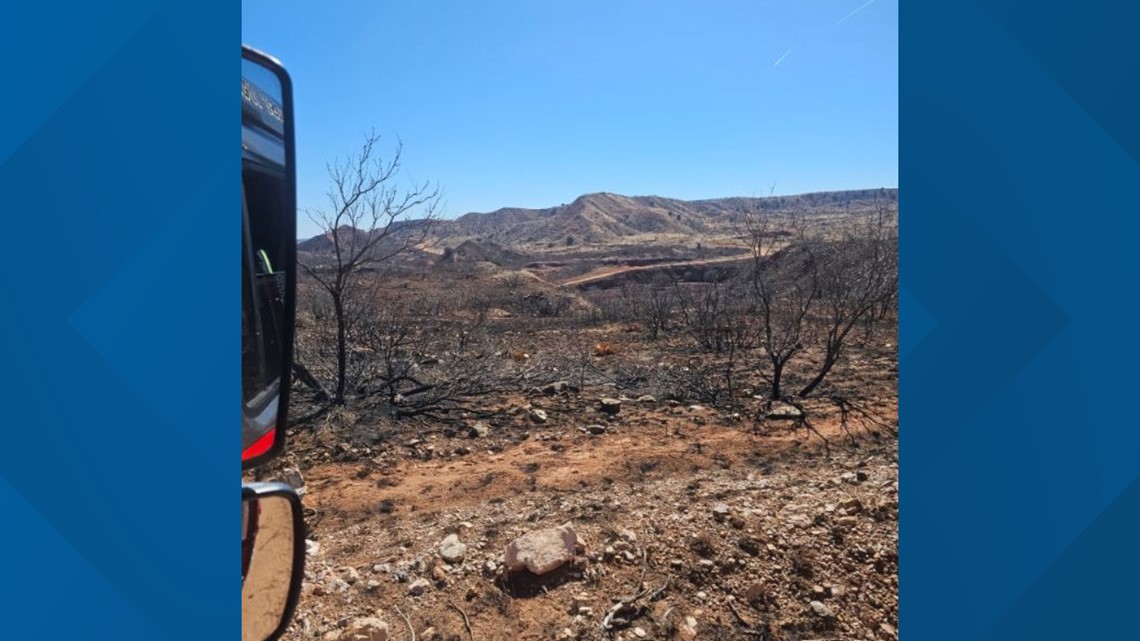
696, 591, 708, 600
586, 424, 607, 435
767, 403, 803, 420
305, 540, 320, 556
636, 395, 658, 404
365, 580, 381, 591
431, 564, 448, 584
343, 617, 389, 641
439, 534, 468, 564
598, 398, 623, 415
468, 421, 491, 438
340, 566, 360, 585
633, 627, 647, 638
809, 601, 835, 618
712, 503, 731, 522
529, 408, 548, 424
408, 578, 431, 596
272, 466, 305, 494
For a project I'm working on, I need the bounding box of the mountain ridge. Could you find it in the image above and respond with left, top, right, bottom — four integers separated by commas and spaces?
300, 188, 898, 251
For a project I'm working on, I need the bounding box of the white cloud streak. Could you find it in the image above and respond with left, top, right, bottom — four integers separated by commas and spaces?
834, 0, 877, 26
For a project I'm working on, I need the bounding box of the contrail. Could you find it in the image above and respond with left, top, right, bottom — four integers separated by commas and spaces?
834, 0, 877, 26
773, 48, 793, 67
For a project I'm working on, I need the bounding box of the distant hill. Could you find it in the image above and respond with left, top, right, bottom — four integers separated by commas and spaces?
436, 239, 528, 267
298, 188, 898, 253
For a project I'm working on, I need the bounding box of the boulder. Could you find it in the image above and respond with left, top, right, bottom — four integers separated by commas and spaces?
504, 522, 578, 575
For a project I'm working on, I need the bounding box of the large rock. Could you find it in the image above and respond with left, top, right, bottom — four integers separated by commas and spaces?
439, 534, 467, 564
344, 617, 389, 641
504, 522, 578, 575
598, 398, 622, 416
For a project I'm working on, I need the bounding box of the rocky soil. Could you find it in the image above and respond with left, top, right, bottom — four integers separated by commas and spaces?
263, 391, 898, 641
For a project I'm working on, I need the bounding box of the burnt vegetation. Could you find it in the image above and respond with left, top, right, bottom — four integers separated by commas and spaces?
288, 140, 897, 441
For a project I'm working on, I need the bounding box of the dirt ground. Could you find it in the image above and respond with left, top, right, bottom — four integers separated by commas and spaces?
263, 368, 897, 641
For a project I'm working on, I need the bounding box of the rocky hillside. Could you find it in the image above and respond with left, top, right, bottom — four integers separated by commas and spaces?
298, 189, 899, 254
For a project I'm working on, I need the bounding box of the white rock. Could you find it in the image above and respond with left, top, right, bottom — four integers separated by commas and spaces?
439, 534, 467, 564
344, 617, 389, 641
504, 522, 578, 575
810, 600, 835, 618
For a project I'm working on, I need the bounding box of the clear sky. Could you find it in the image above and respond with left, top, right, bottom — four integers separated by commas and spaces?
242, 1, 897, 238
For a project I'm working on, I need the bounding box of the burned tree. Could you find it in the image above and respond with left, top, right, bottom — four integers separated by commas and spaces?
742, 210, 819, 400
298, 132, 442, 405
797, 207, 898, 397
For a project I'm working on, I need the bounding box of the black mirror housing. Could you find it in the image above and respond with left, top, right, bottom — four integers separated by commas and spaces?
242, 45, 297, 470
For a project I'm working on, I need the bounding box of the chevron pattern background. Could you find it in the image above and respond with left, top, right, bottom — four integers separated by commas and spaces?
2, 1, 1138, 638
0, 2, 236, 639
903, 0, 1140, 638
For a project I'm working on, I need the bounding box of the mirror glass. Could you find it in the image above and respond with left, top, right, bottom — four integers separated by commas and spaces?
242, 50, 294, 467
242, 494, 299, 641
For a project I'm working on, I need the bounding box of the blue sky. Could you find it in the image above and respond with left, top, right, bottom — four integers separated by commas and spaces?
242, 1, 897, 237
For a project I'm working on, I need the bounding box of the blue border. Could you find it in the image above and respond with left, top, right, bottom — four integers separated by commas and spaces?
1, 2, 234, 638
903, 1, 1140, 638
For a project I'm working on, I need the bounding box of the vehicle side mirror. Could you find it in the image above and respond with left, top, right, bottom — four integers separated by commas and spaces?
242, 45, 296, 469
242, 483, 305, 641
